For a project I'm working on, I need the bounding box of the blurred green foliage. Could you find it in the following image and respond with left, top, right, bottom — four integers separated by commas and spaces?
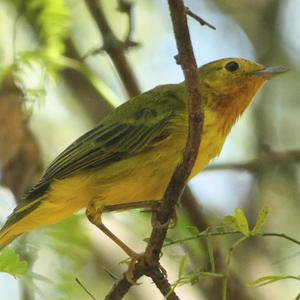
0, 0, 299, 299
0, 249, 28, 277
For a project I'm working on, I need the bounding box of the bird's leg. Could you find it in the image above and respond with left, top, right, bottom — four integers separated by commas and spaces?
103, 200, 156, 212
86, 204, 144, 283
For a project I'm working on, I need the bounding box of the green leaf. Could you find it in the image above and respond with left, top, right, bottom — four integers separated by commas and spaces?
234, 208, 249, 236
186, 226, 200, 235
223, 216, 239, 230
224, 209, 250, 236
248, 275, 300, 288
143, 237, 150, 243
0, 249, 28, 277
251, 206, 270, 235
118, 257, 131, 265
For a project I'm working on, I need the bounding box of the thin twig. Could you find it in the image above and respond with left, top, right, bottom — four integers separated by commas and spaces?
185, 7, 216, 30
222, 236, 248, 300
103, 267, 119, 280
75, 278, 97, 300
163, 230, 300, 248
204, 149, 300, 172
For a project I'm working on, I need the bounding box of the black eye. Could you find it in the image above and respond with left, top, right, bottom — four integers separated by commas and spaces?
225, 61, 239, 72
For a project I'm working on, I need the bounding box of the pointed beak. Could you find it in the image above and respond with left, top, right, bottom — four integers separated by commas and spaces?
249, 66, 289, 79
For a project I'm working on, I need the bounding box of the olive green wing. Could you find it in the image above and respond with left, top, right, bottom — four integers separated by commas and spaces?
25, 87, 185, 201
43, 116, 172, 179
0, 85, 186, 232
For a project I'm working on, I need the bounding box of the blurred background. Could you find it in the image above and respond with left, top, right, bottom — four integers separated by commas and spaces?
0, 0, 299, 299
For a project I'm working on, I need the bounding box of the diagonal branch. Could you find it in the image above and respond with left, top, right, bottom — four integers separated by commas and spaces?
144, 0, 204, 263
185, 6, 216, 30
205, 149, 300, 172
84, 0, 140, 98
105, 0, 204, 298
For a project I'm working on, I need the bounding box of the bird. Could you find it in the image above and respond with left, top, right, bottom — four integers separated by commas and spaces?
0, 58, 286, 259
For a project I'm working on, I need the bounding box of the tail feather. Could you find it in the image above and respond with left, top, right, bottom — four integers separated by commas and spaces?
0, 198, 42, 250
0, 229, 20, 250
0, 193, 84, 250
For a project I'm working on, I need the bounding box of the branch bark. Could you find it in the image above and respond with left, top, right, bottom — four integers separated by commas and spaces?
105, 0, 204, 298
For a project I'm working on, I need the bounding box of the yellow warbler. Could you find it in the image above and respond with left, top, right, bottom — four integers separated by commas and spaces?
0, 58, 286, 256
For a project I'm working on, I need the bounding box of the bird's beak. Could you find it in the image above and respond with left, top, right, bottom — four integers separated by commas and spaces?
250, 66, 289, 79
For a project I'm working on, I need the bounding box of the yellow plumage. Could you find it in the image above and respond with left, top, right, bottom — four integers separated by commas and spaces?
0, 58, 286, 249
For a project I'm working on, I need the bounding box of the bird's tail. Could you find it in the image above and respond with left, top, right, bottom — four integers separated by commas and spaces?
0, 194, 85, 250
0, 228, 21, 250
0, 198, 42, 250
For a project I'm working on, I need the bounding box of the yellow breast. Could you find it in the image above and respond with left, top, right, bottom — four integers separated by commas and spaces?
46, 108, 230, 212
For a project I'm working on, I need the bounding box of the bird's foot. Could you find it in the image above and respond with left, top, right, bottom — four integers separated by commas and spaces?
126, 252, 145, 284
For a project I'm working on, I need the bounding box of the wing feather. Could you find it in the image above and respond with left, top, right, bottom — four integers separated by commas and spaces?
24, 85, 186, 201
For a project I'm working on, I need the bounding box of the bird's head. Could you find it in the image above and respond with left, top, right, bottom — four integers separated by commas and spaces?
199, 58, 287, 125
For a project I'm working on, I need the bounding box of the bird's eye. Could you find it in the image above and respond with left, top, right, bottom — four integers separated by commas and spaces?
225, 61, 239, 72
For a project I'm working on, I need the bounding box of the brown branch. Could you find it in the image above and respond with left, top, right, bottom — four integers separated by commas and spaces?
105, 0, 204, 298
84, 0, 140, 98
105, 274, 138, 300
147, 266, 180, 300
204, 149, 300, 173
143, 0, 204, 261
105, 265, 179, 300
185, 7, 216, 30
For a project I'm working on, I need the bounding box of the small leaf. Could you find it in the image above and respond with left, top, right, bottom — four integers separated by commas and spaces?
248, 275, 300, 287
186, 226, 200, 235
252, 206, 270, 235
0, 249, 28, 277
234, 208, 249, 236
143, 237, 150, 243
223, 216, 239, 230
190, 274, 200, 285
118, 257, 131, 265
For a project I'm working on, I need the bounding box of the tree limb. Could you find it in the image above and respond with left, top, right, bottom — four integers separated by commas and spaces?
105, 0, 204, 298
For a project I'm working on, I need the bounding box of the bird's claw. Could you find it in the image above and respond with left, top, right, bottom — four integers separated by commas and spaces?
126, 252, 145, 285
125, 253, 168, 284
158, 263, 168, 278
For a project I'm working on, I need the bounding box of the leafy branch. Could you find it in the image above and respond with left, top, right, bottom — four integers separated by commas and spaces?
163, 206, 300, 299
